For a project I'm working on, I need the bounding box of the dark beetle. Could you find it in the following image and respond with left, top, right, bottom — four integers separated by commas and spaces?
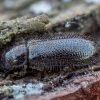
2, 33, 100, 72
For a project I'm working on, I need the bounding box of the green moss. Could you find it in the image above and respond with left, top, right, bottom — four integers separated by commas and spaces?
0, 14, 49, 47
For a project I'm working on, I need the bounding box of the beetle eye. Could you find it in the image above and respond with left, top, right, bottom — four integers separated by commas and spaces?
4, 62, 11, 70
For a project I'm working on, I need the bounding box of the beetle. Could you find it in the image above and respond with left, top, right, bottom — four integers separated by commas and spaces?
2, 33, 100, 74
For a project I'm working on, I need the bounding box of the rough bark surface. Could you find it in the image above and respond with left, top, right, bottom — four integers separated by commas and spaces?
22, 72, 100, 100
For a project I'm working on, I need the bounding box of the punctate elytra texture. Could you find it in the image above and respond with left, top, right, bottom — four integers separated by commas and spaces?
3, 34, 100, 71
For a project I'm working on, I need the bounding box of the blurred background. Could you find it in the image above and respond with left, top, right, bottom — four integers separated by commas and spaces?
0, 0, 100, 21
